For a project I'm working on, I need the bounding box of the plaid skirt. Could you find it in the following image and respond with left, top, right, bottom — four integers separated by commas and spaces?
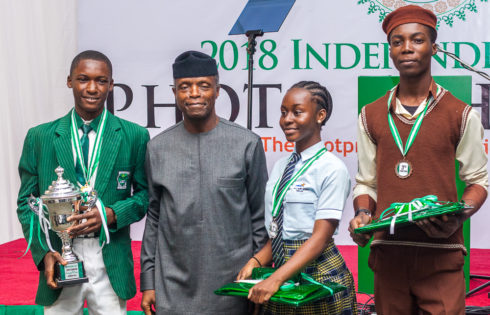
262, 239, 358, 315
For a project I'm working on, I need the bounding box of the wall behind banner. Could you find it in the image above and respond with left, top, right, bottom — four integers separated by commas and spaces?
78, 0, 490, 248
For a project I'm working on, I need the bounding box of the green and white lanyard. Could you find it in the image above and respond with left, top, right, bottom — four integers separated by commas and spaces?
70, 108, 110, 246
271, 148, 327, 218
387, 84, 440, 178
70, 108, 108, 186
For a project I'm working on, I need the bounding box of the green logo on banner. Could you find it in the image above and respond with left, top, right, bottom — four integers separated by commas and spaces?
357, 0, 487, 27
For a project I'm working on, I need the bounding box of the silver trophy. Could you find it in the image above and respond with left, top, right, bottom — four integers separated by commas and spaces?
29, 166, 89, 286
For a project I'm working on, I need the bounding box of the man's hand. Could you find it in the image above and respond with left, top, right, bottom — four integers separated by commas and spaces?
348, 213, 373, 247
67, 206, 115, 237
415, 214, 463, 239
43, 251, 67, 289
141, 290, 156, 315
237, 257, 261, 281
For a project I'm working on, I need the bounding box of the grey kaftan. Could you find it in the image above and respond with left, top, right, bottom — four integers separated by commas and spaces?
140, 119, 268, 315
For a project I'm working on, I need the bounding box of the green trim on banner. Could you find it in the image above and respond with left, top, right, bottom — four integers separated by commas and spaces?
357, 75, 472, 294
0, 305, 144, 315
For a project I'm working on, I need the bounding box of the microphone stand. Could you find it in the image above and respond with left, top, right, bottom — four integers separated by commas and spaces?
245, 30, 264, 130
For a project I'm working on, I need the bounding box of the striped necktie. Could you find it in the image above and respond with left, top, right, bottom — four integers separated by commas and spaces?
75, 124, 92, 185
271, 152, 300, 267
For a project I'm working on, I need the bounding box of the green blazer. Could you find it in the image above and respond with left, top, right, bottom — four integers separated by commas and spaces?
17, 110, 149, 306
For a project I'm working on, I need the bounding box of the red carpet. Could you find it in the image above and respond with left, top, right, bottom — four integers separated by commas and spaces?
1, 239, 488, 310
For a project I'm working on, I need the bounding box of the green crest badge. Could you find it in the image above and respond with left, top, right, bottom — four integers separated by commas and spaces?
117, 171, 130, 190
357, 0, 488, 27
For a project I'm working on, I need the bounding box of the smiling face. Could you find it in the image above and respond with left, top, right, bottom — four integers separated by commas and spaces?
280, 88, 326, 153
173, 76, 219, 123
67, 59, 113, 120
389, 23, 436, 79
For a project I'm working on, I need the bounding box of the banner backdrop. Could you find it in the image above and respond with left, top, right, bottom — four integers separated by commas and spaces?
78, 0, 490, 247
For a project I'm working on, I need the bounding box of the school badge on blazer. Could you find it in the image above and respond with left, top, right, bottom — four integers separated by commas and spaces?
117, 171, 130, 190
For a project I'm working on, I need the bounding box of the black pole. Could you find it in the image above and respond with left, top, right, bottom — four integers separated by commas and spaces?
245, 30, 263, 130
465, 275, 490, 297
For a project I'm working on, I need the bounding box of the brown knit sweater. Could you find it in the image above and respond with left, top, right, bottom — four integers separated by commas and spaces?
361, 80, 471, 248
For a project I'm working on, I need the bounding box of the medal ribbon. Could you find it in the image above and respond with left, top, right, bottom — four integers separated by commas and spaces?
96, 198, 110, 247
22, 197, 55, 257
387, 85, 440, 157
71, 108, 110, 246
271, 148, 327, 217
258, 271, 334, 294
379, 195, 439, 234
70, 108, 108, 186
301, 273, 334, 295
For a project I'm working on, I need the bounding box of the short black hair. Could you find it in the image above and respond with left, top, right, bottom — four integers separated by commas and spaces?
289, 81, 333, 126
388, 24, 437, 44
70, 50, 113, 77
427, 26, 437, 43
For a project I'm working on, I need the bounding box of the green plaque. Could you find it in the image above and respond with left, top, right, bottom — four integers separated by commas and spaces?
215, 267, 346, 306
355, 199, 469, 234
56, 261, 88, 286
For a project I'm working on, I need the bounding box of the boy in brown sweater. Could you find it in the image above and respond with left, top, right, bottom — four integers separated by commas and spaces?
349, 5, 488, 314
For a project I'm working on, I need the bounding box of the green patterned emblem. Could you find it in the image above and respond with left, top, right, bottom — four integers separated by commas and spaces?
357, 0, 488, 28
117, 171, 130, 190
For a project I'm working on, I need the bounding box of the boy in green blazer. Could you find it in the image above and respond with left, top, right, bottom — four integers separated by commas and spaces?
17, 50, 149, 314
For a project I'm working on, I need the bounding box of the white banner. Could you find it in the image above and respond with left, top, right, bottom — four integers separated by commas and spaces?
78, 0, 490, 248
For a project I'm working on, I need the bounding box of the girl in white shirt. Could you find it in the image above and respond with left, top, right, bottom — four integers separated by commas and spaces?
237, 81, 357, 314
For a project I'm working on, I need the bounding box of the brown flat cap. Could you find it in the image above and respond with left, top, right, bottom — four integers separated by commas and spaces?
382, 5, 437, 37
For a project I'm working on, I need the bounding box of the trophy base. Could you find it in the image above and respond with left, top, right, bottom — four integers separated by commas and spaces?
55, 261, 89, 287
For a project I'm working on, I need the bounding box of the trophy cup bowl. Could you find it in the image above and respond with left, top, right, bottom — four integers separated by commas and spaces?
32, 166, 89, 286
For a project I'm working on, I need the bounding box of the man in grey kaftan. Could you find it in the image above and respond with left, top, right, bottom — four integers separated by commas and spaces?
140, 51, 268, 315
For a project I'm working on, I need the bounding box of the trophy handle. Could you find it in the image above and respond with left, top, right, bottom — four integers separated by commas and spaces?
86, 190, 98, 210
80, 185, 98, 211
28, 195, 40, 215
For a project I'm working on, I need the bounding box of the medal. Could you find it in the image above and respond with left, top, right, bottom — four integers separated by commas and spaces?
386, 85, 440, 179
395, 160, 412, 179
81, 184, 92, 194
269, 220, 278, 238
